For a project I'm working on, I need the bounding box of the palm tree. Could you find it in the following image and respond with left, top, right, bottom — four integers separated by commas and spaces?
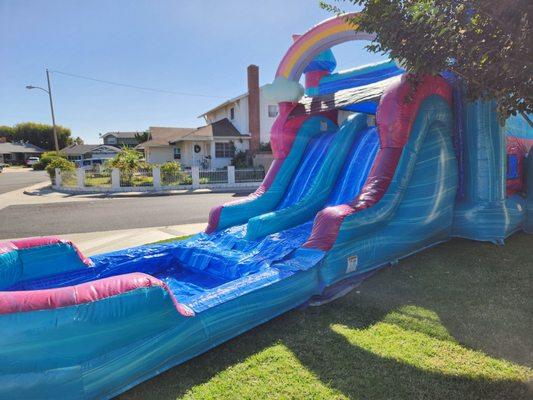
135, 131, 150, 143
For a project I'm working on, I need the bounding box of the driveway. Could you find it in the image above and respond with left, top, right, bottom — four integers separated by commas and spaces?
0, 168, 48, 194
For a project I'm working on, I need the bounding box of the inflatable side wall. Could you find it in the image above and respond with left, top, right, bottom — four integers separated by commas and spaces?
452, 100, 526, 242
526, 153, 533, 233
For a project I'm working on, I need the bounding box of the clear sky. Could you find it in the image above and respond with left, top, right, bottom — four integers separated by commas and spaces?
0, 0, 386, 144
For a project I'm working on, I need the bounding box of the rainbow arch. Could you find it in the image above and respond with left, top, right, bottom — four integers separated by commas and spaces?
276, 13, 375, 81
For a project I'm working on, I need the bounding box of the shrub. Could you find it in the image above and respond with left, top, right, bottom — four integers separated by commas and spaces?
107, 148, 149, 186
160, 161, 182, 175
107, 148, 147, 171
34, 151, 66, 170
259, 142, 272, 152
160, 161, 190, 185
45, 157, 75, 179
231, 150, 249, 168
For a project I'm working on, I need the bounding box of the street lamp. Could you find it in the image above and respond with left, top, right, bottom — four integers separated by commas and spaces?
26, 68, 60, 153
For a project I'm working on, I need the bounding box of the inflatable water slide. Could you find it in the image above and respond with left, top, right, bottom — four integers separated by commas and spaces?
1, 14, 531, 399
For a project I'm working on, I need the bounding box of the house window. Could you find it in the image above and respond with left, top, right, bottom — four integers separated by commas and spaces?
106, 136, 117, 144
268, 104, 279, 118
215, 142, 235, 158
174, 147, 181, 160
230, 107, 235, 120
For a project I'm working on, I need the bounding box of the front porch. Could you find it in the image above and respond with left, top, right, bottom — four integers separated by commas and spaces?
172, 139, 249, 169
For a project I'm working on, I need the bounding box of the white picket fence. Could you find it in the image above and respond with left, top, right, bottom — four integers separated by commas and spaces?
53, 166, 265, 193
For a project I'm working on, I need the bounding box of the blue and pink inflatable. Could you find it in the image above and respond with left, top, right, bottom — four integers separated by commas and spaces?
0, 14, 531, 399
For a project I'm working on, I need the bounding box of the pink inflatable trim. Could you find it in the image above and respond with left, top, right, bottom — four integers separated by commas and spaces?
304, 74, 452, 250
0, 272, 194, 317
1, 236, 92, 266
0, 237, 195, 316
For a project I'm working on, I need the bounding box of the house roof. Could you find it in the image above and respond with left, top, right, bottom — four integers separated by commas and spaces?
138, 120, 249, 149
101, 131, 142, 139
198, 85, 266, 118
60, 144, 121, 156
0, 142, 45, 154
170, 119, 249, 144
136, 127, 196, 149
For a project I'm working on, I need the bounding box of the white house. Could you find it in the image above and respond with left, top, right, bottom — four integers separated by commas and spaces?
198, 65, 278, 154
137, 119, 250, 169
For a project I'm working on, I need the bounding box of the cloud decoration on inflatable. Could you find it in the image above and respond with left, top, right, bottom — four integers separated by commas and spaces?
263, 77, 304, 103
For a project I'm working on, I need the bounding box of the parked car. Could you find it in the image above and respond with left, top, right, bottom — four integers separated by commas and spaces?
75, 158, 106, 170
26, 157, 40, 167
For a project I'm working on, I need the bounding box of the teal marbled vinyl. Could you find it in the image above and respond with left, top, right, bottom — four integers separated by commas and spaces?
526, 154, 533, 233
0, 243, 88, 290
246, 114, 367, 240
452, 100, 525, 242
320, 95, 457, 286
0, 252, 323, 400
215, 116, 337, 231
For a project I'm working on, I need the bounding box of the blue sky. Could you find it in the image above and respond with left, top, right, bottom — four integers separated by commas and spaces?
0, 0, 386, 144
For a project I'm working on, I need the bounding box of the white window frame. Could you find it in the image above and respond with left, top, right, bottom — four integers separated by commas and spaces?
174, 147, 181, 160
268, 104, 279, 118
215, 142, 235, 158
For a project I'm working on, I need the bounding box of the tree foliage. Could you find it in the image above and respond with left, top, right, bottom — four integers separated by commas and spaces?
106, 147, 148, 185
45, 157, 75, 179
33, 151, 67, 171
160, 161, 182, 175
134, 131, 150, 143
0, 122, 73, 149
231, 150, 249, 168
320, 0, 532, 124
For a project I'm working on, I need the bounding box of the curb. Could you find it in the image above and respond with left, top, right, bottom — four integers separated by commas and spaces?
23, 185, 53, 196
45, 187, 255, 198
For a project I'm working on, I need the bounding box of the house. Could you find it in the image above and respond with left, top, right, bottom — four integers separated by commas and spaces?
61, 144, 121, 163
100, 131, 142, 148
0, 141, 45, 164
137, 119, 249, 168
199, 65, 278, 154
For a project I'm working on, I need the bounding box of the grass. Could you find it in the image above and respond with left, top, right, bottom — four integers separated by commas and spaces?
151, 235, 193, 244
119, 233, 533, 400
85, 176, 112, 187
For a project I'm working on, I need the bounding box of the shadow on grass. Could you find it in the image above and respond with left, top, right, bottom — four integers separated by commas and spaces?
119, 233, 533, 400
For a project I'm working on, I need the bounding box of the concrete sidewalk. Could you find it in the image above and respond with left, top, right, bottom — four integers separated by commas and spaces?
6, 223, 207, 256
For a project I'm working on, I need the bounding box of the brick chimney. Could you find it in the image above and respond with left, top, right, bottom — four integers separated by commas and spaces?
247, 64, 260, 154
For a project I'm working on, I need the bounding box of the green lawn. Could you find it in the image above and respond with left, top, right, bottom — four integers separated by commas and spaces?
120, 233, 533, 400
85, 176, 112, 187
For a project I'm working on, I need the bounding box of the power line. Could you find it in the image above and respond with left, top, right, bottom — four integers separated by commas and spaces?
49, 69, 227, 99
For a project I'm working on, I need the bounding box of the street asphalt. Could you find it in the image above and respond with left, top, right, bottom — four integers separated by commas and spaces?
0, 169, 48, 194
0, 192, 248, 239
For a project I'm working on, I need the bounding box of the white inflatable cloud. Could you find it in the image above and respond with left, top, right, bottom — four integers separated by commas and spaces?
263, 77, 304, 103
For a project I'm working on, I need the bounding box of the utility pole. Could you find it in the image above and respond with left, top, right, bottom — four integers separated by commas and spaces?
46, 69, 59, 153
26, 68, 60, 153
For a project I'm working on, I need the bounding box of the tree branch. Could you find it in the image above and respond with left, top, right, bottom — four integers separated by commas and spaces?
519, 110, 533, 128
